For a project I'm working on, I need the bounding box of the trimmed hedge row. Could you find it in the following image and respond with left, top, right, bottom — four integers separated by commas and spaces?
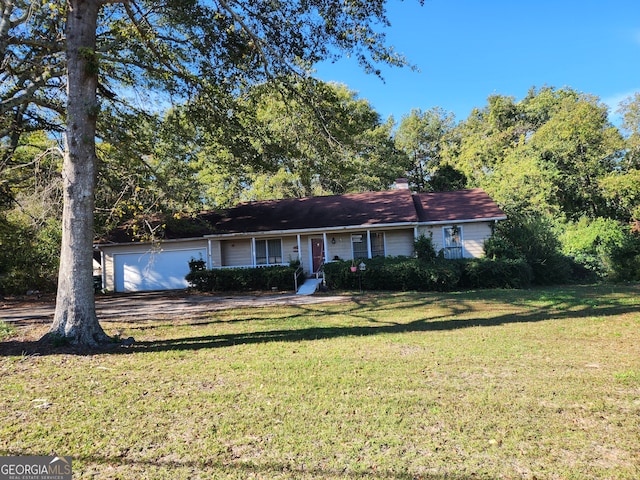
187, 257, 533, 293
186, 265, 297, 292
323, 257, 532, 291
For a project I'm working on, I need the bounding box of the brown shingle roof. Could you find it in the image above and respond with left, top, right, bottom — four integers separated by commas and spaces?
215, 189, 418, 233
97, 188, 505, 243
413, 188, 506, 223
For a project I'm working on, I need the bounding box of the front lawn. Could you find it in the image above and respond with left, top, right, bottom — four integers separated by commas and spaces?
1, 284, 639, 479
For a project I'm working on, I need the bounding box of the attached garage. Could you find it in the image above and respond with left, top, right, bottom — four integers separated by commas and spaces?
99, 240, 208, 293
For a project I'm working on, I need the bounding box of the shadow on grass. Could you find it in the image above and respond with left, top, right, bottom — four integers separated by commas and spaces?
0, 448, 492, 480
1, 285, 638, 356
122, 301, 639, 354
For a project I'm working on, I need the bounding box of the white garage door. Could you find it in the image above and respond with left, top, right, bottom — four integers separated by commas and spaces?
114, 248, 207, 292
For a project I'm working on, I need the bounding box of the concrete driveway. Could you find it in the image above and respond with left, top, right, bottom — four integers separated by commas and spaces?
1, 291, 349, 323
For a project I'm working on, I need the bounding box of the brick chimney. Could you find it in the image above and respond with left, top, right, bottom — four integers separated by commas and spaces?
393, 178, 410, 190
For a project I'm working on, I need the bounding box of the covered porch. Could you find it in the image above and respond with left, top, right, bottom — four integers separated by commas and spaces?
205, 226, 416, 276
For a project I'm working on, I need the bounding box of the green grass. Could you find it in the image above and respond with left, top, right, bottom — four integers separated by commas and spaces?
0, 319, 15, 340
1, 284, 639, 479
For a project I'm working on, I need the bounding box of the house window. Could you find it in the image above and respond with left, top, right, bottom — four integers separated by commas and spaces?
371, 232, 385, 257
255, 239, 283, 265
351, 232, 385, 258
351, 233, 368, 259
443, 226, 463, 259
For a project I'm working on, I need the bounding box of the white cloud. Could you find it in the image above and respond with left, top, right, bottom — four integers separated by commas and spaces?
601, 90, 640, 126
603, 91, 635, 111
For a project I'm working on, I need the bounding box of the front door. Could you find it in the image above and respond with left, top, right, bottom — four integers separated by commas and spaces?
311, 238, 325, 273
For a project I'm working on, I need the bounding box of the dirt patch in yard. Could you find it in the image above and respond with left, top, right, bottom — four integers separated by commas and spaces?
1, 289, 349, 324
1, 290, 350, 355
1, 292, 57, 309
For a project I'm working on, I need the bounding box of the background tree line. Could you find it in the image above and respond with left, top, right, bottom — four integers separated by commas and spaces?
2, 79, 639, 293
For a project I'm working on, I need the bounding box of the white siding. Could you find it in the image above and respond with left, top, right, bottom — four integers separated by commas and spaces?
210, 240, 222, 268
384, 229, 414, 257
282, 237, 300, 264
102, 251, 116, 291
298, 235, 311, 274
322, 228, 414, 263
417, 222, 493, 259
461, 222, 493, 258
324, 233, 352, 262
221, 239, 252, 267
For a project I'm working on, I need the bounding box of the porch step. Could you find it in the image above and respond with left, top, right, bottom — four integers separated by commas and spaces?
296, 278, 323, 295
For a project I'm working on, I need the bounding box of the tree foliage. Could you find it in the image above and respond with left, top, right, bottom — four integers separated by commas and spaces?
395, 107, 456, 191
560, 216, 628, 278
447, 87, 625, 220
237, 80, 408, 198
0, 0, 425, 345
1, 0, 65, 206
450, 86, 638, 281
0, 133, 63, 294
99, 79, 409, 219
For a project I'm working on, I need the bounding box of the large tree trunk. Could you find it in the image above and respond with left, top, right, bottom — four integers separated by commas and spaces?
45, 0, 109, 347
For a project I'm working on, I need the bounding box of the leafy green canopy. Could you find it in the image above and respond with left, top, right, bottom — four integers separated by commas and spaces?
447, 87, 630, 222
395, 107, 457, 192
94, 79, 409, 234
447, 86, 640, 281
2, 0, 421, 190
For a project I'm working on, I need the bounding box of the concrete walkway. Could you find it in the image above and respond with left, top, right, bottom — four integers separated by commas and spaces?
1, 291, 349, 323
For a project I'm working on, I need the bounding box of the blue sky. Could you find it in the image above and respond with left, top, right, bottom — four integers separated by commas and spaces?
314, 0, 640, 124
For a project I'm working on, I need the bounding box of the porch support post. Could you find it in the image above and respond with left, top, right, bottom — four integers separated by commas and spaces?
366, 230, 372, 259
297, 234, 302, 263
207, 239, 213, 269
251, 237, 256, 267
322, 232, 329, 263
100, 250, 106, 292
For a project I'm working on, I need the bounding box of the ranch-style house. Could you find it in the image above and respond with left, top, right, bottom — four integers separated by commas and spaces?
95, 182, 506, 293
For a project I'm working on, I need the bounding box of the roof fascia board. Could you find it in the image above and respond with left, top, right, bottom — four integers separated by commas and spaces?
419, 216, 507, 227
94, 236, 206, 249
204, 222, 419, 239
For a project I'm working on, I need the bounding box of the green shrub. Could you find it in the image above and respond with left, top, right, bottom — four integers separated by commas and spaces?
325, 256, 539, 292
459, 258, 533, 289
186, 265, 296, 292
0, 216, 60, 294
609, 232, 640, 281
323, 260, 360, 290
560, 217, 635, 280
326, 257, 459, 292
188, 258, 207, 272
414, 233, 437, 262
0, 319, 16, 341
484, 212, 580, 285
